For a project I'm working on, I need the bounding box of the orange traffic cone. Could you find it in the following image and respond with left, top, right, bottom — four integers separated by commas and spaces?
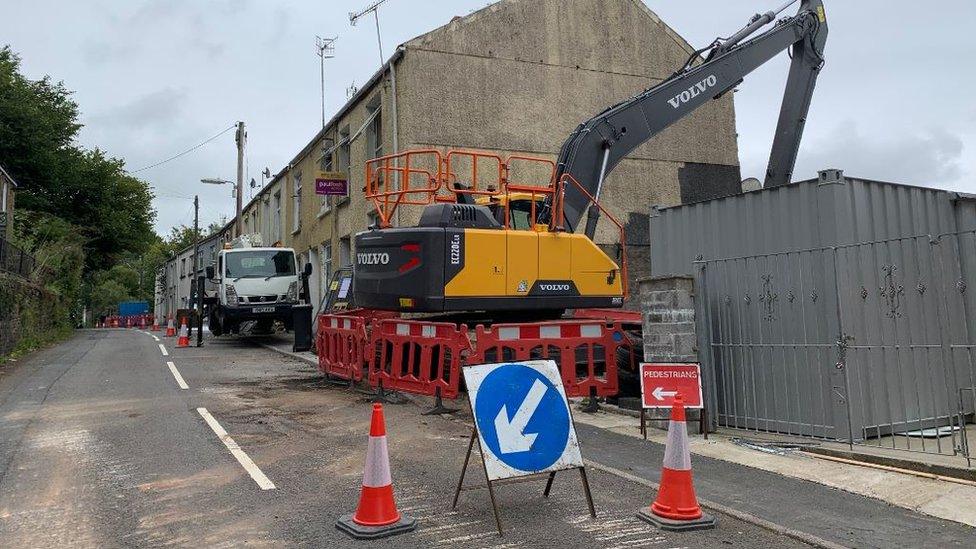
637, 395, 715, 531
151, 318, 160, 331
336, 403, 416, 539
165, 315, 176, 337
176, 318, 190, 347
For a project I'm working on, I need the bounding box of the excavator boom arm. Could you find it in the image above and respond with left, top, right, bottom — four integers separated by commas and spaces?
547, 0, 827, 237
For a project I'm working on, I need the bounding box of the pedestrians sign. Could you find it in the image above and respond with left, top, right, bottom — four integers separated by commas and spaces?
454, 360, 595, 534
464, 360, 583, 480
640, 363, 703, 409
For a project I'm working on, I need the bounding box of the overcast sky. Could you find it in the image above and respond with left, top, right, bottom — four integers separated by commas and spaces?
3, 1, 974, 236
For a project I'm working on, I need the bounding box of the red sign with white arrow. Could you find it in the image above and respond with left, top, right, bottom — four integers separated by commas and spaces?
640, 363, 703, 409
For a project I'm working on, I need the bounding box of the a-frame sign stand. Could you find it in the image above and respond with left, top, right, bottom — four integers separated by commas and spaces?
451, 401, 596, 535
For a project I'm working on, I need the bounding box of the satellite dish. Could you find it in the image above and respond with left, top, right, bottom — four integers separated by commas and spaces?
741, 177, 762, 192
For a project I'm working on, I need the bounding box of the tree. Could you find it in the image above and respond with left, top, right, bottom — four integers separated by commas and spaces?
90, 279, 131, 318
0, 46, 81, 213
12, 210, 85, 300
0, 45, 157, 273
2, 44, 162, 326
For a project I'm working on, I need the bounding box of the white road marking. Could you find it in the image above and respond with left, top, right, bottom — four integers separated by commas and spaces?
196, 407, 276, 490
152, 335, 160, 342
166, 361, 189, 390
158, 343, 168, 356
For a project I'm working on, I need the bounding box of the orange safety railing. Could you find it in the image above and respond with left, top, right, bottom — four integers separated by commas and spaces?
443, 149, 506, 200
365, 149, 444, 228
501, 155, 557, 231
365, 148, 564, 230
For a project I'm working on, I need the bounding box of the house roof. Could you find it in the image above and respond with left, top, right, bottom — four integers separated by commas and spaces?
234, 0, 698, 225
0, 163, 18, 187
236, 47, 406, 218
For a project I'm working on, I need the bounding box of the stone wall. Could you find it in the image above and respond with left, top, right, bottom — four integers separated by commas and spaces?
638, 275, 709, 431
639, 276, 697, 362
0, 272, 68, 358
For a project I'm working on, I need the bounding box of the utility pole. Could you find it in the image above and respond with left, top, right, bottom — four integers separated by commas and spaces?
235, 121, 245, 238
315, 36, 336, 128
191, 195, 199, 341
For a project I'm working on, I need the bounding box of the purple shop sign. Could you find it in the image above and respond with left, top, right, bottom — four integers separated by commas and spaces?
315, 174, 348, 196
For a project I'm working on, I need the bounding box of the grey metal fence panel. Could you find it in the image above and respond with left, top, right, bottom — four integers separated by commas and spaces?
661, 173, 976, 463
698, 248, 843, 439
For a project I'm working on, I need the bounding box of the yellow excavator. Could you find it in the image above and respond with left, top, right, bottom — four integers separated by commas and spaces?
353, 0, 827, 314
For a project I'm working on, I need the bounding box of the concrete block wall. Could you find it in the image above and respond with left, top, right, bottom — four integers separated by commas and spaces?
639, 276, 697, 363
639, 275, 710, 432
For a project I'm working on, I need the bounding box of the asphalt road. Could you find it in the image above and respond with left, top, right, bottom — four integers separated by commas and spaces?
0, 329, 817, 548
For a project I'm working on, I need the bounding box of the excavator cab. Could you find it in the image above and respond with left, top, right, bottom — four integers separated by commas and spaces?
476, 192, 543, 231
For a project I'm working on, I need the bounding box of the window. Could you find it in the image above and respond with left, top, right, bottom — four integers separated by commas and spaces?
366, 97, 383, 159
338, 126, 351, 180
292, 172, 302, 233
224, 250, 296, 278
509, 199, 535, 230
180, 258, 186, 278
319, 138, 335, 216
367, 210, 380, 229
339, 236, 351, 267
321, 242, 333, 289
263, 196, 272, 243
365, 99, 382, 198
273, 191, 282, 243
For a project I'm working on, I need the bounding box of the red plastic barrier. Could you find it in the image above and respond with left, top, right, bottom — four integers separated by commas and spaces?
368, 319, 471, 399
471, 320, 622, 397
317, 314, 368, 381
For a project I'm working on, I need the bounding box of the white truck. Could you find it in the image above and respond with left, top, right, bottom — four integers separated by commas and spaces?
204, 236, 309, 335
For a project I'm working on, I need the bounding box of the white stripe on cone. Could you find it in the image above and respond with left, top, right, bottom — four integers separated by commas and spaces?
362, 435, 393, 488
662, 417, 692, 471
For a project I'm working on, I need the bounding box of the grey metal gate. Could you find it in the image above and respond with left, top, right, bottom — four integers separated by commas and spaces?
695, 231, 976, 465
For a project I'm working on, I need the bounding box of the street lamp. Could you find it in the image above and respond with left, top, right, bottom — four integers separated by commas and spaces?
201, 178, 236, 210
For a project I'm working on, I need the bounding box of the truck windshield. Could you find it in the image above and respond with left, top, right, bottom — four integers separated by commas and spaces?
224, 250, 296, 278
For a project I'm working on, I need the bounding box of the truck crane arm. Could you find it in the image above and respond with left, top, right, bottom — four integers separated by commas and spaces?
546, 0, 828, 238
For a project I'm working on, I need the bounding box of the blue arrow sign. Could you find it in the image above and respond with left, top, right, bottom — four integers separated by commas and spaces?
473, 363, 571, 472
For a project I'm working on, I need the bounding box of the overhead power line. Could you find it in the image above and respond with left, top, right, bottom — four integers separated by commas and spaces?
130, 124, 237, 174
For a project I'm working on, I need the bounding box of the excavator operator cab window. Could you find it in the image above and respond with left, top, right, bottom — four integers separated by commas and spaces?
508, 200, 534, 230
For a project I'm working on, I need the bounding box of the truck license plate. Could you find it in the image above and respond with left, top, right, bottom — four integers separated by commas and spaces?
253, 306, 275, 313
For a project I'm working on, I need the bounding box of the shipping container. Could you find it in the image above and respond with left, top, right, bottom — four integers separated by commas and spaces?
649, 169, 976, 463
118, 300, 149, 317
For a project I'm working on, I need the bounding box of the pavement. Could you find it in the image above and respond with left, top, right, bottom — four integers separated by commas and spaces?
1, 329, 815, 548
577, 411, 976, 530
